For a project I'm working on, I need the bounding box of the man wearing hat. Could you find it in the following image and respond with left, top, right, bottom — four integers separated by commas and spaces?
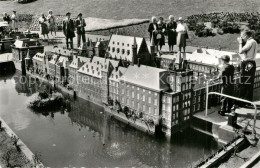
217, 55, 235, 115
75, 13, 86, 48
62, 12, 75, 49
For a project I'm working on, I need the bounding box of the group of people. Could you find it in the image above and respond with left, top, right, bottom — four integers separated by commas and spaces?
38, 11, 86, 49
38, 10, 57, 39
148, 15, 189, 65
2, 11, 19, 32
218, 30, 258, 116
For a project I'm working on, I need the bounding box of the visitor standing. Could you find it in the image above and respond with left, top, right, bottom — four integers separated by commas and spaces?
3, 12, 11, 31
157, 17, 166, 50
166, 15, 177, 52
63, 12, 75, 49
217, 55, 235, 116
148, 16, 158, 43
11, 11, 18, 32
236, 30, 258, 106
39, 14, 49, 40
47, 10, 57, 36
75, 13, 86, 48
176, 17, 189, 65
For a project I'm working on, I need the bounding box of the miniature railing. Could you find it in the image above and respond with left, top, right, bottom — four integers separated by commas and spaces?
205, 80, 259, 137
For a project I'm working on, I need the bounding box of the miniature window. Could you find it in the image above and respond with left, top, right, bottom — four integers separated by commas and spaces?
82, 67, 84, 70
112, 47, 115, 52
112, 41, 115, 44
127, 50, 130, 55
122, 49, 125, 54
116, 75, 118, 79
127, 44, 129, 47
108, 47, 110, 51
117, 48, 120, 53
117, 42, 119, 45
122, 43, 124, 46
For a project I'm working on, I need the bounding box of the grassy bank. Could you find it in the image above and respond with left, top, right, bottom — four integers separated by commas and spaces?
0, 128, 31, 168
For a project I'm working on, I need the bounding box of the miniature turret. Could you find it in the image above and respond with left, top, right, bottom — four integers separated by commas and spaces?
132, 37, 137, 65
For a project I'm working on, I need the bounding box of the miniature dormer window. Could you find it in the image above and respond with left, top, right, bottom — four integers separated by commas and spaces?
96, 67, 99, 71
127, 50, 130, 55
108, 47, 110, 51
122, 49, 125, 54
112, 47, 115, 52
86, 65, 88, 68
98, 72, 100, 75
92, 70, 94, 74
117, 48, 120, 53
82, 67, 84, 71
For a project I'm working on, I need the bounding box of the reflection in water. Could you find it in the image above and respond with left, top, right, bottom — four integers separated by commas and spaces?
0, 72, 219, 167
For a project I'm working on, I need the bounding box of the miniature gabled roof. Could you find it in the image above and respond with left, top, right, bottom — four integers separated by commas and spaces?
109, 66, 127, 82
119, 65, 169, 91
78, 60, 102, 78
107, 35, 144, 62
49, 54, 59, 65
51, 47, 73, 57
13, 39, 40, 48
32, 52, 45, 62
56, 56, 69, 67
188, 49, 219, 65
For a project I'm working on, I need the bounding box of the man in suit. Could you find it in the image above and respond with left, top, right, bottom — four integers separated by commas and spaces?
63, 12, 75, 49
217, 55, 235, 116
75, 13, 86, 48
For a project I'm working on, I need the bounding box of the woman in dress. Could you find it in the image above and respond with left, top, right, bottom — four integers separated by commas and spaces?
176, 17, 188, 64
47, 10, 57, 36
166, 15, 177, 52
11, 11, 18, 32
157, 17, 166, 50
148, 16, 158, 43
39, 13, 49, 39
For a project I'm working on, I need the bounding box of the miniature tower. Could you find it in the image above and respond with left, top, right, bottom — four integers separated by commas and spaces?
150, 34, 156, 65
132, 37, 137, 65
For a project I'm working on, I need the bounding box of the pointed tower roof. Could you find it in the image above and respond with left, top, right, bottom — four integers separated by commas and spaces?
133, 36, 137, 48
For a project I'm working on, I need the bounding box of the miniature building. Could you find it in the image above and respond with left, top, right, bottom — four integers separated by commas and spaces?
107, 34, 152, 66
11, 38, 44, 73
161, 69, 194, 135
55, 55, 70, 84
100, 58, 120, 104
48, 54, 59, 79
108, 66, 127, 104
76, 39, 108, 58
157, 50, 219, 73
11, 38, 44, 61
68, 56, 90, 89
118, 64, 169, 124
32, 52, 48, 75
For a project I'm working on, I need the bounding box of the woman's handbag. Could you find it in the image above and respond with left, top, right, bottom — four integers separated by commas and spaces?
157, 33, 162, 39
